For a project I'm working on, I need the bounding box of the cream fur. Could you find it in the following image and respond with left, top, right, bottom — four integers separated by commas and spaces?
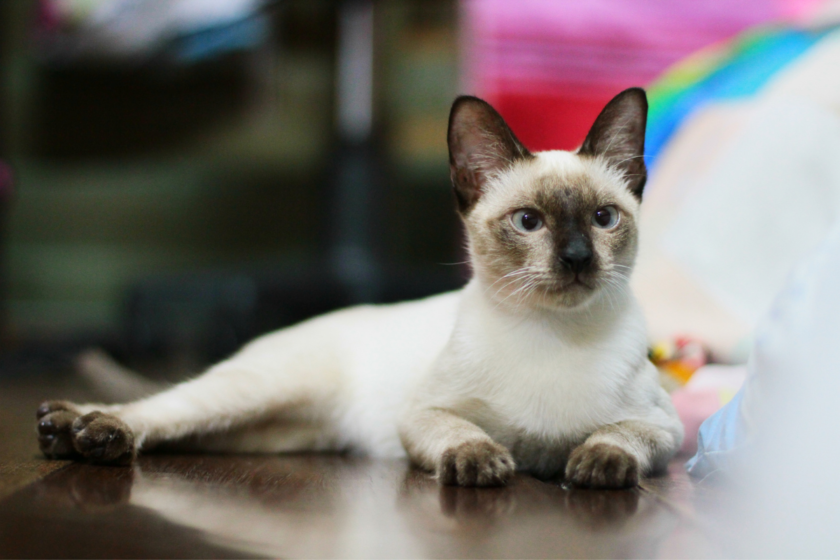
58, 149, 682, 485
41, 90, 684, 486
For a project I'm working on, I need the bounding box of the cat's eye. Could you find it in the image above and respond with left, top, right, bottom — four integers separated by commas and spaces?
592, 206, 620, 229
511, 209, 544, 233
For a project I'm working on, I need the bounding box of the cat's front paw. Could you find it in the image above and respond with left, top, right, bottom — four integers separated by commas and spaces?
438, 440, 515, 487
71, 412, 135, 465
37, 401, 82, 459
565, 443, 639, 489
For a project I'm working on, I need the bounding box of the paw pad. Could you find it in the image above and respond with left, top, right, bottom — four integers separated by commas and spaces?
565, 443, 639, 489
71, 412, 136, 465
438, 440, 515, 487
35, 402, 136, 465
37, 409, 80, 459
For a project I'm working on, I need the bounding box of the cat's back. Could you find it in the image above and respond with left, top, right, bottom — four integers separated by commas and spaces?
198, 290, 462, 457
233, 289, 461, 368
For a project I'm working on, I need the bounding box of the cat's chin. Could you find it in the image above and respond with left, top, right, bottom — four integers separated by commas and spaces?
527, 280, 599, 311
482, 274, 604, 312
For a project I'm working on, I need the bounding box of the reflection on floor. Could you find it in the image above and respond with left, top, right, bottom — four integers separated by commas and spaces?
0, 374, 721, 558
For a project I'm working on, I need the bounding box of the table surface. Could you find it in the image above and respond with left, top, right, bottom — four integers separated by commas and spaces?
0, 372, 725, 559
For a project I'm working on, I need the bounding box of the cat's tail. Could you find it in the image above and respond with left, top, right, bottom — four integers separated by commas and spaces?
75, 348, 167, 402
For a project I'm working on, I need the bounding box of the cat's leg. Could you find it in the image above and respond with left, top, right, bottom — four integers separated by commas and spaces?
564, 418, 681, 489
37, 356, 342, 464
165, 417, 339, 454
565, 364, 683, 489
399, 408, 515, 487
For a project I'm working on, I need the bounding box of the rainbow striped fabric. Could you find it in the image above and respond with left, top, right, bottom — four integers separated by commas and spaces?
646, 25, 833, 168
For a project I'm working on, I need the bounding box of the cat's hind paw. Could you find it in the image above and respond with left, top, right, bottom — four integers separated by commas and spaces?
565, 443, 639, 489
37, 401, 82, 459
438, 440, 515, 487
71, 412, 136, 465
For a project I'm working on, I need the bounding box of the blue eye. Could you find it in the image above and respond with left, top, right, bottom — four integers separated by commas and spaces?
592, 206, 619, 229
511, 209, 544, 233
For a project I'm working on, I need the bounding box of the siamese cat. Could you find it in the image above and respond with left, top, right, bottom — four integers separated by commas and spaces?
36, 88, 683, 488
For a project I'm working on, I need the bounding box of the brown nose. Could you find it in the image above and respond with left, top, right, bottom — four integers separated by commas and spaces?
558, 245, 593, 275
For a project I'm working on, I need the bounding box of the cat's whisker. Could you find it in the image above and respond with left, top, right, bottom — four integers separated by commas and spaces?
598, 269, 633, 311
492, 269, 552, 311
605, 273, 630, 286
600, 276, 630, 311
603, 266, 632, 282
600, 278, 618, 313
485, 266, 551, 300
612, 154, 649, 167
486, 273, 538, 309
602, 270, 630, 287
493, 275, 536, 311
524, 278, 548, 306
483, 268, 534, 297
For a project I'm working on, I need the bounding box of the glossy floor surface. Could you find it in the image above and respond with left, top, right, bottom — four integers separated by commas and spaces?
0, 373, 722, 558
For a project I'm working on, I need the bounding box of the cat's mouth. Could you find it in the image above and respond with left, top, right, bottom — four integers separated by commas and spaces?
520, 275, 598, 310
539, 274, 595, 294
569, 276, 593, 289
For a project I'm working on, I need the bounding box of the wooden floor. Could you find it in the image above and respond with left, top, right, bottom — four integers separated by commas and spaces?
0, 373, 724, 559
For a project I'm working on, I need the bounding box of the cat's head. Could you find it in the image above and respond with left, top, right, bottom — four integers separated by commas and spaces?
448, 88, 647, 310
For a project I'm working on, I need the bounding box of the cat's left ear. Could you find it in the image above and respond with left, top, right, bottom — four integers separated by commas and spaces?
578, 88, 648, 199
448, 96, 532, 214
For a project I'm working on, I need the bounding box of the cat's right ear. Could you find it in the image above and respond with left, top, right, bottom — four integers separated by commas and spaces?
448, 96, 532, 214
578, 88, 648, 199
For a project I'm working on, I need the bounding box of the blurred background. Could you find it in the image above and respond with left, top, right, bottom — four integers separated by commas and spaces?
1, 0, 839, 386
1, 0, 469, 373
7, 4, 840, 554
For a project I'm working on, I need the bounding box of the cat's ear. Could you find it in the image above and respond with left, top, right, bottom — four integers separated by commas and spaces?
578, 88, 648, 199
448, 96, 532, 213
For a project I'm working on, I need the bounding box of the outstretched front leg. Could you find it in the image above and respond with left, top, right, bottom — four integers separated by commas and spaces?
399, 407, 515, 487
37, 356, 340, 465
564, 418, 681, 489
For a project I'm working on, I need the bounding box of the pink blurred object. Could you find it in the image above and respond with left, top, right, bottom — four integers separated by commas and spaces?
671, 365, 748, 455
462, 0, 829, 151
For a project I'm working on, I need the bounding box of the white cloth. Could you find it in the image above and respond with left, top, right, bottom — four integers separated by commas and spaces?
662, 96, 840, 325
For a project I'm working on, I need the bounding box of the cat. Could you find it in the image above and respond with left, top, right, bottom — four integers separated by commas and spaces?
36, 88, 683, 488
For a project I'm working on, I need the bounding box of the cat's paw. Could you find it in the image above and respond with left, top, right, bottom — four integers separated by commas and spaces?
37, 401, 82, 459
70, 412, 135, 465
565, 443, 639, 489
438, 440, 515, 487
37, 399, 79, 420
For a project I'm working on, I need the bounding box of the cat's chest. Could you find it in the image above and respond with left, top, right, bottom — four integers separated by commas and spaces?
460, 321, 640, 437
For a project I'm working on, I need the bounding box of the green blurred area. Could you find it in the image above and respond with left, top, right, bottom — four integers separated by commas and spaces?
0, 1, 461, 341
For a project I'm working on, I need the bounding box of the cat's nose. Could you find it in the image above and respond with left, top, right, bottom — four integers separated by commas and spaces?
558, 247, 593, 274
